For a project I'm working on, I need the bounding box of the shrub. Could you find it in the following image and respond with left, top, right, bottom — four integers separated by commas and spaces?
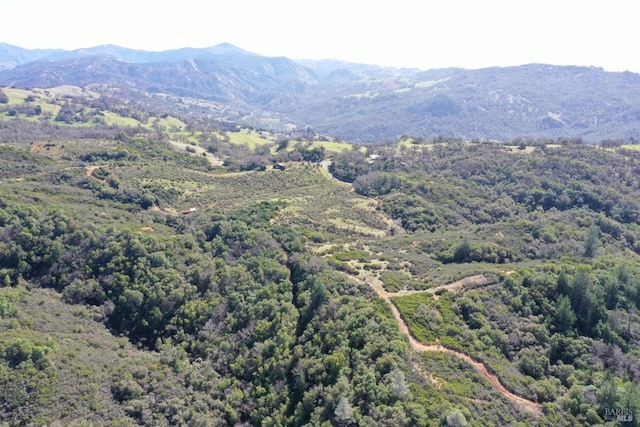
111, 376, 144, 402
3, 338, 54, 368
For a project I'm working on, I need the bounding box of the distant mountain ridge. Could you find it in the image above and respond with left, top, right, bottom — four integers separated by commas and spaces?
0, 43, 316, 106
0, 42, 258, 66
0, 43, 64, 70
1, 42, 640, 143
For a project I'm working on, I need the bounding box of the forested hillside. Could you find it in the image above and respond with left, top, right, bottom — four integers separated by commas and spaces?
330, 140, 640, 425
0, 136, 420, 426
2, 43, 640, 142
1, 86, 640, 426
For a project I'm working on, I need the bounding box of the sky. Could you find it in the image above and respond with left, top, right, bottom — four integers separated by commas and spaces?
1, 0, 637, 73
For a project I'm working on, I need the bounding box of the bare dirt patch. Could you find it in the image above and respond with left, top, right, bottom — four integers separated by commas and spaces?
30, 142, 42, 153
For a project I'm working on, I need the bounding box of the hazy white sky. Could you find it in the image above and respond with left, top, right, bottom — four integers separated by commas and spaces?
1, 0, 637, 72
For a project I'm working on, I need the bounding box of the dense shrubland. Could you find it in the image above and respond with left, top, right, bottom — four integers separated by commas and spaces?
327, 140, 640, 425
332, 141, 640, 262
3, 108, 640, 425
0, 195, 433, 425
0, 133, 513, 425
393, 262, 640, 425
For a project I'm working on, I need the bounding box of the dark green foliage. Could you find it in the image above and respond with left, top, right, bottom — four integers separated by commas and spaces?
453, 237, 471, 263
299, 145, 325, 162
518, 348, 548, 379
394, 261, 640, 424
328, 149, 369, 182
4, 112, 640, 425
554, 295, 576, 333
353, 171, 403, 197
0, 183, 423, 425
333, 141, 640, 270
584, 225, 600, 258
562, 267, 606, 335
79, 149, 136, 163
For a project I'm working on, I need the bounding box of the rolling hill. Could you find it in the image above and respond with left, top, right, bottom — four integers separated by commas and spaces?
2, 118, 640, 425
1, 43, 640, 143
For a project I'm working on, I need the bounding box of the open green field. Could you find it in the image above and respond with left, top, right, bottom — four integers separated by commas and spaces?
0, 86, 188, 132
309, 139, 355, 152
226, 129, 273, 147
101, 111, 142, 127
156, 115, 186, 130
3, 87, 35, 104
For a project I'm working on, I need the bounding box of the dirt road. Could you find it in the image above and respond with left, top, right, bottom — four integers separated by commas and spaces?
369, 276, 543, 417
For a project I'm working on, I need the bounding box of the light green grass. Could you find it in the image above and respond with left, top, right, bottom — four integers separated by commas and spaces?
101, 111, 142, 127
3, 88, 33, 104
156, 116, 186, 130
274, 139, 360, 155
227, 129, 273, 148
36, 101, 59, 115
169, 131, 200, 144
0, 87, 60, 119
309, 140, 354, 153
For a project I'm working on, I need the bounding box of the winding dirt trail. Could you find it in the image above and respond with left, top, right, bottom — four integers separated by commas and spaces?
369, 275, 543, 417
85, 165, 99, 177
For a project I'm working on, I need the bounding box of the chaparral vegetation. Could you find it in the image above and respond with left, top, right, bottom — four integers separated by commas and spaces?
1, 81, 640, 427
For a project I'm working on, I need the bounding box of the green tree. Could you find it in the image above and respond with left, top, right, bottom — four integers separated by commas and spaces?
453, 237, 471, 263
518, 348, 548, 379
387, 368, 410, 400
444, 409, 468, 427
621, 383, 639, 427
555, 294, 576, 333
300, 146, 325, 163
329, 149, 368, 182
599, 370, 619, 413
569, 268, 604, 335
556, 269, 569, 295
584, 225, 600, 258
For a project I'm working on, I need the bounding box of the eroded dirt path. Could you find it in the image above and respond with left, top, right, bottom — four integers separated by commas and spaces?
369, 275, 543, 417
85, 165, 98, 177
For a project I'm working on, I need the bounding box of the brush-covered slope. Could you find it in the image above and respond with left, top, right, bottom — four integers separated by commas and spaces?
2, 44, 640, 142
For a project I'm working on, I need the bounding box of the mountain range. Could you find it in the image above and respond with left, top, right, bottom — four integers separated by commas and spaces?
2, 42, 640, 143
